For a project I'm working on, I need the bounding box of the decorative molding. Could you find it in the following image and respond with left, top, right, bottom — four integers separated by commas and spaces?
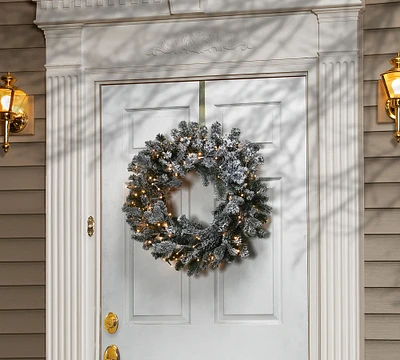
43, 26, 83, 68
313, 6, 362, 22
147, 32, 252, 56
169, 0, 207, 14
80, 14, 316, 69
33, 0, 170, 24
35, 0, 165, 11
313, 8, 360, 52
318, 51, 363, 360
33, 0, 363, 25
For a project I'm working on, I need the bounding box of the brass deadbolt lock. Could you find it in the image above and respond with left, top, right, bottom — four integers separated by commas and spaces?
104, 312, 119, 334
104, 344, 120, 360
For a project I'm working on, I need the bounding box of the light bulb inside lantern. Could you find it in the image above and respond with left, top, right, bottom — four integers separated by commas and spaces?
1, 95, 11, 111
392, 78, 400, 95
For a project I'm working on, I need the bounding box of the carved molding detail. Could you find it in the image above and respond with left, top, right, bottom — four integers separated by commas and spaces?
34, 0, 165, 10
147, 32, 252, 56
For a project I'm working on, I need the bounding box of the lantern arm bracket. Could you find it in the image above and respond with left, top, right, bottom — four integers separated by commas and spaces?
385, 99, 397, 120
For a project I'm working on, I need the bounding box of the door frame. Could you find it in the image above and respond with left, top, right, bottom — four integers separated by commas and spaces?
34, 4, 364, 360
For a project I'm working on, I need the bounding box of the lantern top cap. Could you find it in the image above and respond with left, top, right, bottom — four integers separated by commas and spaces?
0, 71, 17, 88
389, 52, 400, 71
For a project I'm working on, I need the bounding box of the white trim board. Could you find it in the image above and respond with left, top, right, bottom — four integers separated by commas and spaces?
35, 5, 364, 360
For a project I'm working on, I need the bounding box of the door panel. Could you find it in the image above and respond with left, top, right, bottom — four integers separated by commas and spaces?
102, 82, 198, 330
102, 78, 307, 360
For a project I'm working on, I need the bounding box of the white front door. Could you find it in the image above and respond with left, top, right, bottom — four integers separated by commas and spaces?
101, 77, 308, 360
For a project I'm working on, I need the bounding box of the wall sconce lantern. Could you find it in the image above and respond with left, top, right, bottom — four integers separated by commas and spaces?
380, 53, 400, 142
0, 71, 30, 153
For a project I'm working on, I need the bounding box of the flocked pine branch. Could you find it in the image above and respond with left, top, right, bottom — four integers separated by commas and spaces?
122, 121, 271, 276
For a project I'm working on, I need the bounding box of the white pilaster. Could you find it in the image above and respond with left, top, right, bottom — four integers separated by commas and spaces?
314, 7, 363, 360
44, 25, 95, 360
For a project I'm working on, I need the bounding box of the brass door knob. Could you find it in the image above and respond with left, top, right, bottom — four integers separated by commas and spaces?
104, 344, 120, 360
104, 312, 119, 334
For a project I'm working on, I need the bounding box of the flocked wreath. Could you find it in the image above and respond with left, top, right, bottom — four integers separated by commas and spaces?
122, 121, 271, 276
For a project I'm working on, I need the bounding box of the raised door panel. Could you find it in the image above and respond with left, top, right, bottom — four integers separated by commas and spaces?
216, 178, 282, 323
102, 83, 198, 328
126, 186, 190, 324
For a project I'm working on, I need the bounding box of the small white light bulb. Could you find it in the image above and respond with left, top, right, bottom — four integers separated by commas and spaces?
392, 78, 400, 95
1, 95, 11, 111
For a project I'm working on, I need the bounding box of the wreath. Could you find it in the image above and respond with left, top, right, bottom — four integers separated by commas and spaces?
122, 121, 271, 276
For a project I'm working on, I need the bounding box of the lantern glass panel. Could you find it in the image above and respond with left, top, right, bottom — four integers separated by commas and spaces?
382, 71, 400, 99
11, 88, 27, 113
0, 88, 12, 112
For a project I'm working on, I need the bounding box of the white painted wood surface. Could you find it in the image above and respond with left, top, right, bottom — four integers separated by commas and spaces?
102, 78, 308, 359
32, 0, 363, 22
35, 3, 364, 360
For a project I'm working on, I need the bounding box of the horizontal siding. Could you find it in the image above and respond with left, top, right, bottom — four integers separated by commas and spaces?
365, 288, 400, 313
365, 158, 400, 182
0, 191, 45, 214
0, 2, 37, 26
365, 209, 400, 234
364, 132, 400, 157
0, 167, 45, 191
0, 215, 45, 238
0, 263, 45, 286
363, 2, 400, 353
364, 106, 395, 132
365, 315, 400, 339
0, 48, 45, 72
0, 143, 45, 166
364, 81, 377, 106
35, 95, 45, 118
0, 286, 45, 310
2, 1, 46, 359
365, 235, 400, 261
365, 262, 400, 287
0, 239, 45, 262
365, 183, 400, 208
366, 0, 400, 4
366, 340, 400, 360
364, 54, 399, 81
0, 310, 45, 334
363, 107, 377, 132
0, 334, 45, 358
364, 3, 400, 29
0, 25, 45, 49
364, 28, 400, 55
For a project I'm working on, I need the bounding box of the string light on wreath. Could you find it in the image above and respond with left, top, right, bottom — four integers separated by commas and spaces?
122, 121, 271, 276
